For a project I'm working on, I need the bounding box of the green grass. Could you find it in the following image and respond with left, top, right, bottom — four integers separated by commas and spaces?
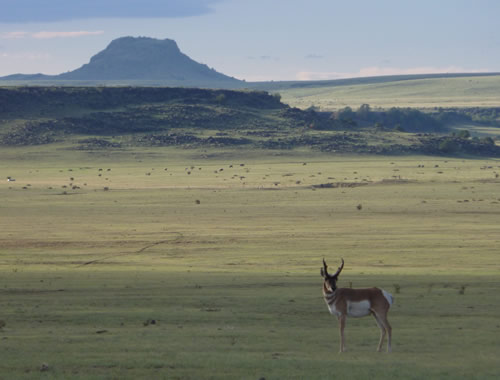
1, 145, 500, 379
279, 75, 500, 110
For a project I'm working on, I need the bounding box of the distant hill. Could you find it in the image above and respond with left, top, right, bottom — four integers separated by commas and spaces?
0, 37, 242, 88
250, 72, 500, 91
273, 74, 500, 110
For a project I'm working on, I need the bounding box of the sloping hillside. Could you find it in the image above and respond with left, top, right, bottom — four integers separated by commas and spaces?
274, 74, 500, 109
0, 86, 498, 157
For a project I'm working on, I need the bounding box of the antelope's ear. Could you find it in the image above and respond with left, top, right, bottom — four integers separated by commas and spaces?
320, 267, 326, 278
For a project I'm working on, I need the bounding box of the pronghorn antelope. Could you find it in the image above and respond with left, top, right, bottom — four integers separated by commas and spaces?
321, 258, 394, 352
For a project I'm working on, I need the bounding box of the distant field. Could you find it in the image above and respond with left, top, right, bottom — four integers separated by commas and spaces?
278, 75, 500, 110
1, 145, 499, 379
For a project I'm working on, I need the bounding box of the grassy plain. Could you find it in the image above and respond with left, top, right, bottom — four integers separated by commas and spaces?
1, 144, 500, 379
279, 75, 500, 110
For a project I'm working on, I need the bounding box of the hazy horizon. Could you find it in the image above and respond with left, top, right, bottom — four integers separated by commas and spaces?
1, 0, 499, 81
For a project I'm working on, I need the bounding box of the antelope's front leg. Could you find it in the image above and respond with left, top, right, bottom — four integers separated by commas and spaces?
338, 314, 347, 353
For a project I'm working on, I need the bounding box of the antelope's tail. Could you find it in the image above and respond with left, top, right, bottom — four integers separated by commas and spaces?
381, 289, 394, 306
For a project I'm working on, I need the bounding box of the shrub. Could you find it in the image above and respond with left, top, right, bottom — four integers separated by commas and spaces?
481, 136, 495, 146
215, 93, 226, 104
438, 138, 459, 153
456, 130, 471, 139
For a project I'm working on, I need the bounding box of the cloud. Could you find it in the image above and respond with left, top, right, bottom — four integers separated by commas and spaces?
356, 66, 491, 77
247, 55, 279, 61
305, 54, 324, 59
0, 51, 51, 60
1, 30, 104, 39
296, 66, 492, 81
295, 71, 349, 81
0, 0, 220, 23
33, 31, 105, 39
0, 31, 30, 39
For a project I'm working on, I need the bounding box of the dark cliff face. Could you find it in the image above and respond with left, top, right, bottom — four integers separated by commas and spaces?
58, 36, 240, 83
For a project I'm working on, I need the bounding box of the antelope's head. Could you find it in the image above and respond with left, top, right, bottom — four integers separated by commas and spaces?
321, 258, 344, 292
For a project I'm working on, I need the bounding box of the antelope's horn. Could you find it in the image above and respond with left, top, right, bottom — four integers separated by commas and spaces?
322, 258, 329, 277
333, 258, 344, 277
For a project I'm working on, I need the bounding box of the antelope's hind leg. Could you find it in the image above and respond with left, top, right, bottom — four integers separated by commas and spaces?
372, 312, 386, 352
384, 317, 392, 353
372, 311, 392, 352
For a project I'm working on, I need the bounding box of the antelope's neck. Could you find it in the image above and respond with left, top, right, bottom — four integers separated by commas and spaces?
323, 283, 337, 299
323, 283, 340, 316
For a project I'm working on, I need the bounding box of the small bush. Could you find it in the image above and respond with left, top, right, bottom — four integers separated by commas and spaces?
393, 284, 401, 294
456, 130, 470, 139
458, 285, 467, 295
438, 138, 459, 153
215, 93, 226, 104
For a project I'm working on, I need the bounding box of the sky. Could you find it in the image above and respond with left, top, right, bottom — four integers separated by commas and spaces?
0, 0, 499, 81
